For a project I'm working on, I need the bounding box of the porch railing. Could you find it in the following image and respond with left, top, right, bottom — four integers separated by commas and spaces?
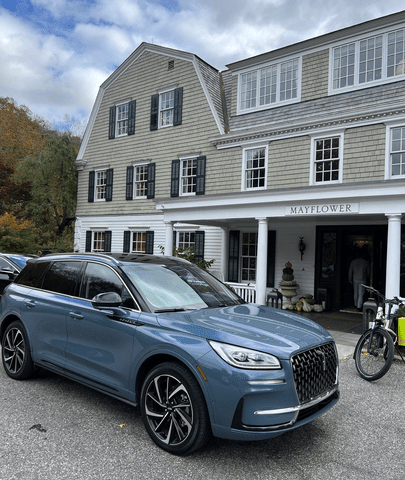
226, 283, 256, 303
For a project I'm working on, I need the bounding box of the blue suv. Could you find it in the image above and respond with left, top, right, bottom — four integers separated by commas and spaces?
0, 253, 339, 454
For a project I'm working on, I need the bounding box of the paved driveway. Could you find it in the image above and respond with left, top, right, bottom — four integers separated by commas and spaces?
0, 353, 404, 480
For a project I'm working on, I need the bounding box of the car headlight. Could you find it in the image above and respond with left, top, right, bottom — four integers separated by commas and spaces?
208, 340, 281, 370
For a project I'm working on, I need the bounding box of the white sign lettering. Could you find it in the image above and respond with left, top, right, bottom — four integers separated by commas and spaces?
287, 203, 359, 215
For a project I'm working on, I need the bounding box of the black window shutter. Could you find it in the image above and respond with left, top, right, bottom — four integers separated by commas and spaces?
85, 231, 92, 252
126, 166, 133, 200
173, 231, 177, 253
147, 163, 156, 199
171, 160, 180, 197
196, 156, 206, 195
128, 100, 136, 135
145, 231, 154, 254
104, 231, 112, 252
106, 168, 113, 201
228, 230, 240, 283
150, 94, 159, 130
267, 231, 276, 288
173, 87, 183, 126
123, 231, 131, 253
109, 106, 116, 139
88, 171, 95, 203
194, 231, 204, 264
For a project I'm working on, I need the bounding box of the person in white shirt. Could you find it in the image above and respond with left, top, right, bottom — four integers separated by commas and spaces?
349, 249, 370, 311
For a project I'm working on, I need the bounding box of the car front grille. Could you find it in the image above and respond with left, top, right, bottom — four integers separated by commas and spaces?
291, 342, 338, 405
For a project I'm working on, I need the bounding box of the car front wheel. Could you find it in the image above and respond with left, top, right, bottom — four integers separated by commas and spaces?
140, 362, 211, 455
1, 321, 35, 380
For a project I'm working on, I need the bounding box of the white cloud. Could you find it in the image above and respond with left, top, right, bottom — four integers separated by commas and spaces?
1, 1, 405, 128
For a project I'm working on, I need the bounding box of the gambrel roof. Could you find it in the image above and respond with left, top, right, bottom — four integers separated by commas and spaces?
77, 43, 226, 161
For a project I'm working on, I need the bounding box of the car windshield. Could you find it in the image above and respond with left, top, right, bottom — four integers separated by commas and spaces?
122, 263, 244, 312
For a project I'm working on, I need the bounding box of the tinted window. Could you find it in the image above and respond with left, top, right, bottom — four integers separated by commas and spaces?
42, 261, 82, 295
0, 258, 14, 280
80, 262, 135, 308
17, 262, 49, 288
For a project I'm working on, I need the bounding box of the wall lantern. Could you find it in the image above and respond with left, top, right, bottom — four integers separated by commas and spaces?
298, 237, 306, 260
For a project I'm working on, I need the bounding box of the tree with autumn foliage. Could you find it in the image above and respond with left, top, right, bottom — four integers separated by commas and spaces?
0, 212, 40, 253
15, 132, 79, 252
0, 97, 44, 215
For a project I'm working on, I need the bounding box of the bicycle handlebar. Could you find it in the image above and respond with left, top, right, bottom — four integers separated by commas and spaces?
361, 284, 405, 307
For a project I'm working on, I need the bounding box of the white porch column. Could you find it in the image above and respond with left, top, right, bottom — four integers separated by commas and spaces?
385, 214, 402, 299
256, 217, 268, 305
221, 227, 229, 281
164, 222, 174, 256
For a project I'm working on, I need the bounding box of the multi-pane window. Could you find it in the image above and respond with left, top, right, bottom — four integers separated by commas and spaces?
93, 232, 105, 252
241, 232, 257, 282
132, 232, 146, 253
181, 158, 197, 195
387, 29, 405, 77
178, 232, 195, 251
245, 148, 266, 189
314, 137, 340, 183
390, 127, 405, 177
135, 164, 148, 198
239, 58, 299, 112
117, 104, 129, 136
95, 170, 107, 201
259, 66, 277, 106
332, 29, 405, 91
359, 36, 383, 84
160, 91, 174, 127
241, 71, 257, 109
333, 43, 355, 89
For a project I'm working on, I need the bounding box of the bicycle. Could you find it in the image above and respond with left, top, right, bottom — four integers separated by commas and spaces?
354, 285, 405, 381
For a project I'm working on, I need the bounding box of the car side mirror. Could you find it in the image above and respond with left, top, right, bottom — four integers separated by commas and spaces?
0, 266, 17, 279
91, 291, 123, 308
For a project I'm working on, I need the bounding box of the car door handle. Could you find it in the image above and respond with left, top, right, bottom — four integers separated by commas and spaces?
69, 312, 84, 320
24, 300, 36, 308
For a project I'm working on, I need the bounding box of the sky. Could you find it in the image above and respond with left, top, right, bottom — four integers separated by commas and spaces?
1, 0, 405, 132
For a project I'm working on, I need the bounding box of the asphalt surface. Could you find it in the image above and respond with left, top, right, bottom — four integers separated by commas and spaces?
1, 335, 404, 480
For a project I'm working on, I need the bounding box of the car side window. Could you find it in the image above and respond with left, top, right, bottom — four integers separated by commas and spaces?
17, 262, 49, 288
42, 261, 82, 295
80, 262, 135, 309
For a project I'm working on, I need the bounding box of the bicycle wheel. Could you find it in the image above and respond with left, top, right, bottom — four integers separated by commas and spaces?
354, 327, 394, 381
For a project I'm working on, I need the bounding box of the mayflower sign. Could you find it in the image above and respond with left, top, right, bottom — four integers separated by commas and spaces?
287, 203, 359, 215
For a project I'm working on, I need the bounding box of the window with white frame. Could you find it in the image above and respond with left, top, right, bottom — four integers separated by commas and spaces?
389, 126, 405, 178
134, 164, 148, 198
131, 231, 147, 253
93, 231, 105, 252
95, 170, 107, 201
331, 27, 405, 92
311, 134, 343, 184
160, 90, 174, 127
116, 103, 129, 136
242, 146, 268, 190
239, 57, 300, 112
180, 158, 197, 195
177, 231, 195, 251
241, 232, 257, 282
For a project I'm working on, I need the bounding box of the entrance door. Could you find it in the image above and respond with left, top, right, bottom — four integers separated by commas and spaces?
316, 226, 387, 311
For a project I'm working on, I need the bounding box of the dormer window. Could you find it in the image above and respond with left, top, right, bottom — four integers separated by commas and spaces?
238, 57, 301, 113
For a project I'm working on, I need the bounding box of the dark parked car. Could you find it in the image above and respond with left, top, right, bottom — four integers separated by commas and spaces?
0, 253, 36, 293
0, 253, 339, 455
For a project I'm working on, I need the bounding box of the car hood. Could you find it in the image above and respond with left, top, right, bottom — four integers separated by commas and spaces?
156, 304, 333, 359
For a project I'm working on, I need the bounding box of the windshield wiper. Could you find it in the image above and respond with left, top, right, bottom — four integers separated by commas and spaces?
154, 307, 196, 313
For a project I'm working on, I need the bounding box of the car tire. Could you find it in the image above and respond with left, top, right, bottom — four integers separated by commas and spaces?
140, 361, 212, 455
1, 321, 35, 380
